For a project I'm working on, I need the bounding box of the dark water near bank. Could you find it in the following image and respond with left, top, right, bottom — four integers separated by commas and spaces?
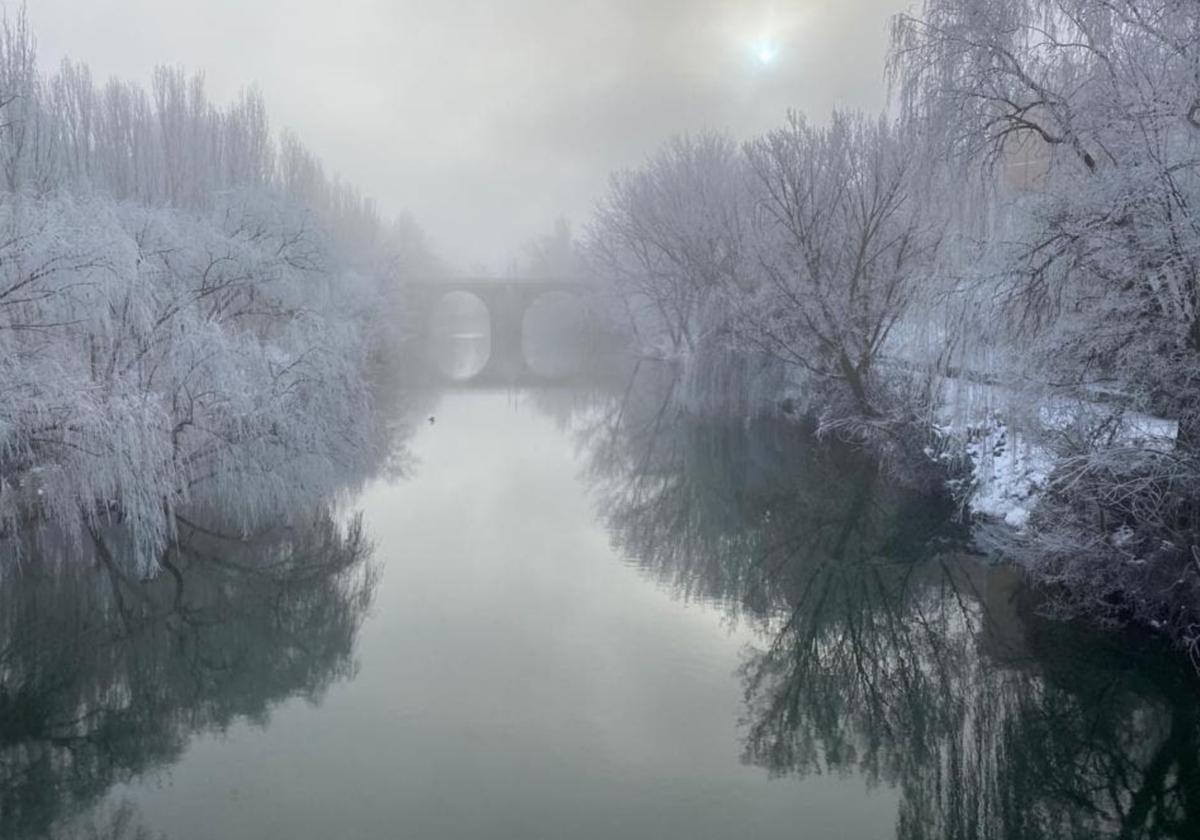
3, 350, 1199, 838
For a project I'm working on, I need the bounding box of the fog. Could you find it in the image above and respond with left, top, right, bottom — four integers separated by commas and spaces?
10, 2, 1200, 837
31, 0, 906, 269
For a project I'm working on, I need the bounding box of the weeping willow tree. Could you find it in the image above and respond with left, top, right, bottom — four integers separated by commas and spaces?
889, 0, 1200, 654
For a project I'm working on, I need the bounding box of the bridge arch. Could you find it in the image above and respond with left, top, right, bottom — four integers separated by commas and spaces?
426, 290, 492, 381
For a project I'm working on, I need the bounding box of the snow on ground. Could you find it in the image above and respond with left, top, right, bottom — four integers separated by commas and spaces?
935, 379, 1178, 531
960, 419, 1051, 529
770, 365, 1179, 533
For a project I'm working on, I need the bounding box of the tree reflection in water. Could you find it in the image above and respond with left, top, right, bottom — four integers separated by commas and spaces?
0, 510, 376, 840
583, 364, 1200, 840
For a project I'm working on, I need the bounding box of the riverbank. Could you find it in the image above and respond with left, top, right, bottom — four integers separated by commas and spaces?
640, 344, 1200, 668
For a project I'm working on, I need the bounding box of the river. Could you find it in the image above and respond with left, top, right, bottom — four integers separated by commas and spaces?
3, 351, 1199, 839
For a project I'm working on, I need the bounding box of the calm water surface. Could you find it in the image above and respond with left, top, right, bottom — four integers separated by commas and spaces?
5, 361, 1200, 838
102, 392, 899, 839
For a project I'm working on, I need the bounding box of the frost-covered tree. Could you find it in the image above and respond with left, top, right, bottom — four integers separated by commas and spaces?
585, 131, 750, 355
0, 8, 431, 572
891, 0, 1200, 429
890, 0, 1200, 650
584, 113, 947, 426
740, 111, 945, 420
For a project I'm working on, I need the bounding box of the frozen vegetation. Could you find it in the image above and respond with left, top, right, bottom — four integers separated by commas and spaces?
6, 0, 1200, 668
0, 11, 428, 571
582, 0, 1200, 659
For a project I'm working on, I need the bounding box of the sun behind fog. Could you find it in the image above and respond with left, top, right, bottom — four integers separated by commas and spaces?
753, 39, 779, 66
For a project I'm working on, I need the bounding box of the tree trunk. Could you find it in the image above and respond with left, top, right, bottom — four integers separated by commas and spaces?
838, 350, 875, 417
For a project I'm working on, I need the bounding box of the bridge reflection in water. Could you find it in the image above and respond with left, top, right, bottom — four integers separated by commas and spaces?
408, 279, 599, 389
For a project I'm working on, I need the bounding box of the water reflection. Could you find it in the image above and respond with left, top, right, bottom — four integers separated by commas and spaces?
0, 510, 375, 840
7, 348, 1199, 839
582, 364, 1200, 840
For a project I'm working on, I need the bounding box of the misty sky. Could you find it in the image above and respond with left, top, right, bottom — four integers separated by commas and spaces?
32, 1, 908, 270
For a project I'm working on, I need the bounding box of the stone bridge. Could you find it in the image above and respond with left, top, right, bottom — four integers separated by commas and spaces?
405, 278, 588, 388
